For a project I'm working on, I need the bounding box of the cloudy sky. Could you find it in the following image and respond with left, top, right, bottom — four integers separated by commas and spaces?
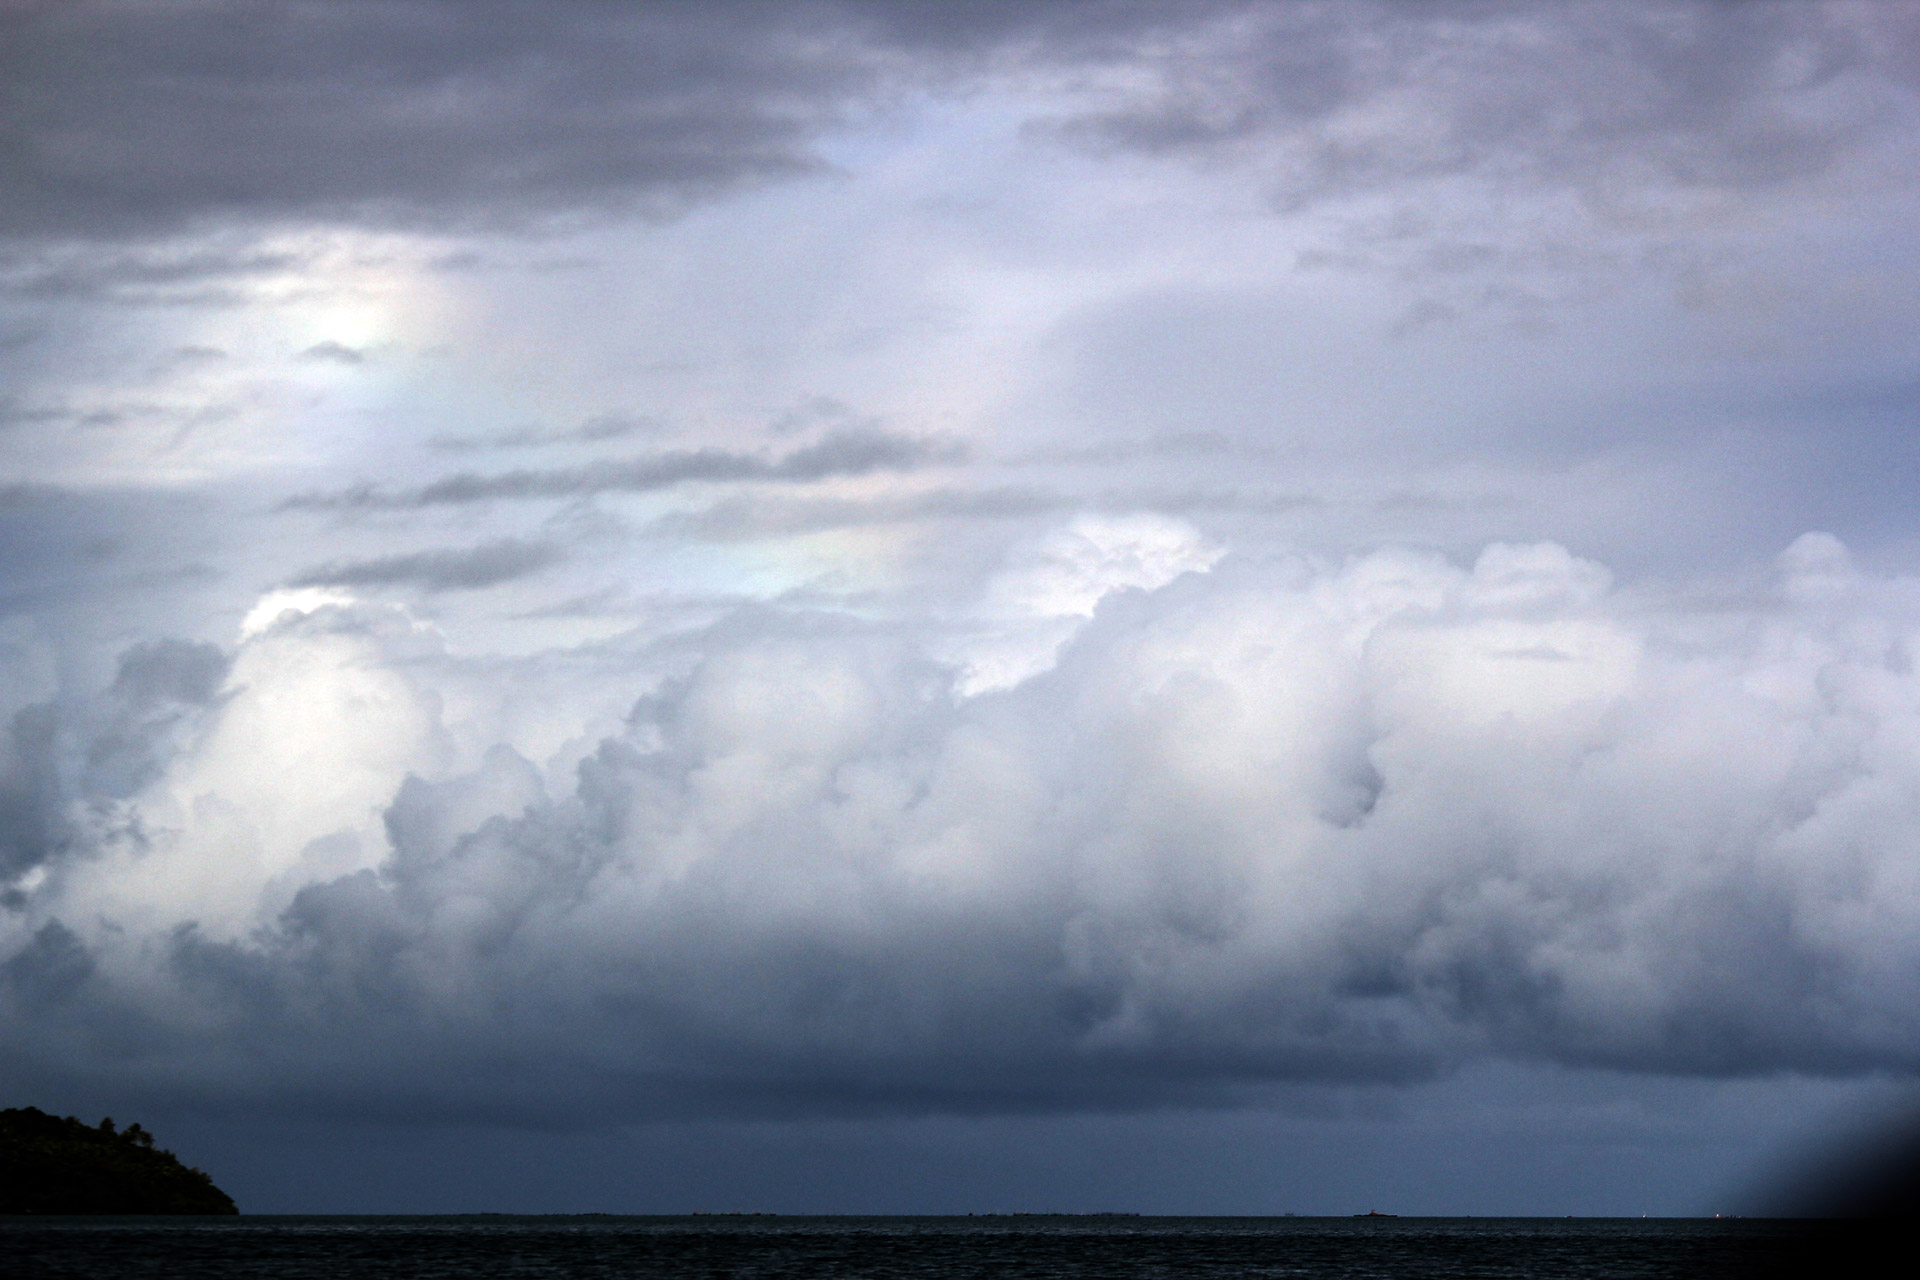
5, 0, 1920, 1214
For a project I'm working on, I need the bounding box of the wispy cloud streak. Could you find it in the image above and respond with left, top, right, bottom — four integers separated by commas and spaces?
282, 430, 961, 510
289, 539, 562, 592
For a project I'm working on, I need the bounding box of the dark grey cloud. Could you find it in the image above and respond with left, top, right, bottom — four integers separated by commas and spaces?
299, 341, 366, 365
0, 243, 308, 303
0, 920, 93, 1009
10, 2, 1897, 251
283, 428, 961, 510
289, 538, 563, 593
107, 637, 229, 709
84, 639, 232, 800
0, 1, 1262, 241
1022, 1, 1920, 320
2, 639, 230, 882
0, 1, 895, 240
1055, 1, 1913, 199
0, 704, 60, 883
429, 413, 666, 453
122, 1079, 1873, 1214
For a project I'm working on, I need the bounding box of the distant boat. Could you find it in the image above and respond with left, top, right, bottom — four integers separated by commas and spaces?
1354, 1211, 1399, 1218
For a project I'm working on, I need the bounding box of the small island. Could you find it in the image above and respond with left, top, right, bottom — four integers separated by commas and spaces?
0, 1107, 237, 1214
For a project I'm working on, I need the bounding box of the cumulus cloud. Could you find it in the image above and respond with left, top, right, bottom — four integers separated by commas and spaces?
4, 533, 1919, 1120
2, 638, 229, 885
0, 703, 58, 885
944, 512, 1225, 694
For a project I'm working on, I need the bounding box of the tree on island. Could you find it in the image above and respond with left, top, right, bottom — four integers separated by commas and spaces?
0, 1108, 237, 1214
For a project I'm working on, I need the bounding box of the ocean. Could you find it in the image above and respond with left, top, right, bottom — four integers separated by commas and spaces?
0, 1213, 1850, 1278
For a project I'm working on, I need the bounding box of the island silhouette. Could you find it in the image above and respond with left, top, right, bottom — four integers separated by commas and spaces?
1, 1107, 236, 1214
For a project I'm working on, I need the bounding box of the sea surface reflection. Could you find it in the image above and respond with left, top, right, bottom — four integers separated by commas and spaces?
0, 1214, 1845, 1278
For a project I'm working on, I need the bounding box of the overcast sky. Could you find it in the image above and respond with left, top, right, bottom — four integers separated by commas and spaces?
5, 0, 1920, 1214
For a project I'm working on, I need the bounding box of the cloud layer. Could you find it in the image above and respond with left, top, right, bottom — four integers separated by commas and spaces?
10, 1, 1912, 246
5, 532, 1919, 1120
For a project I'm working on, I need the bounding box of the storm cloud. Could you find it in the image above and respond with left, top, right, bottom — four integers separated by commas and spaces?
4, 0, 1919, 1214
0, 1, 877, 239
4, 536, 1919, 1121
8, 2, 1911, 245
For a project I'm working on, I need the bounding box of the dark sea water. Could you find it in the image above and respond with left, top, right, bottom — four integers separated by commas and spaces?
0, 1214, 1854, 1279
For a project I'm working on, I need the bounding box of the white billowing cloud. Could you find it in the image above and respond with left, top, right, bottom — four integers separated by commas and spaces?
239, 588, 360, 639
5, 531, 1920, 1117
984, 513, 1225, 620
58, 597, 455, 939
949, 513, 1224, 694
